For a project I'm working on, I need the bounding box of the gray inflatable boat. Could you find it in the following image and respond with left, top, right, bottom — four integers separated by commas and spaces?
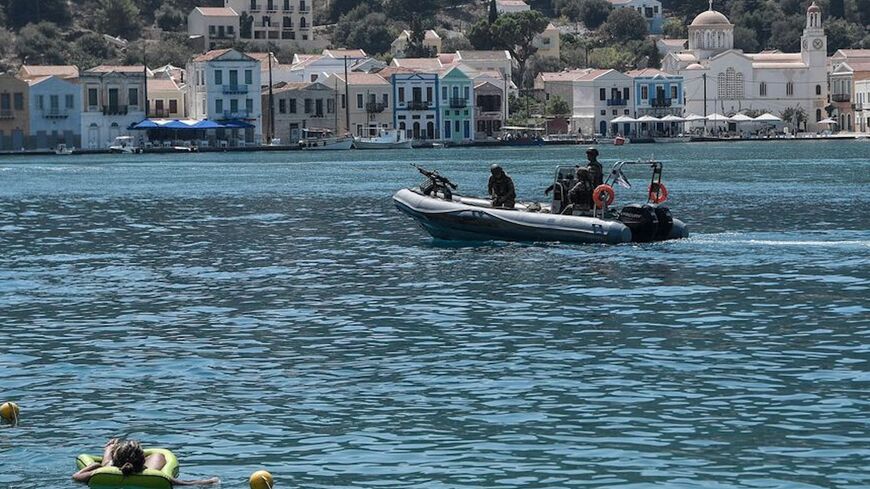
394, 162, 689, 244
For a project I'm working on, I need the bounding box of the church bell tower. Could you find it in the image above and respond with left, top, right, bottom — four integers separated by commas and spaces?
801, 2, 826, 67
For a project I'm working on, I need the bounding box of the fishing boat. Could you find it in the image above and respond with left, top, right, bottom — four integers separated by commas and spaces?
353, 128, 413, 149
54, 143, 74, 155
394, 162, 688, 244
108, 136, 141, 154
299, 128, 353, 150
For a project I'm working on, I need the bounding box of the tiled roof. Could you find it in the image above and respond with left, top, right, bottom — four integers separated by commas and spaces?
331, 72, 389, 85
192, 48, 251, 62
193, 7, 237, 16
659, 39, 687, 46
323, 49, 368, 58
19, 65, 79, 79
538, 69, 593, 82
626, 68, 673, 77
147, 78, 180, 91
457, 50, 511, 61
392, 58, 444, 70
85, 65, 147, 74
375, 67, 419, 79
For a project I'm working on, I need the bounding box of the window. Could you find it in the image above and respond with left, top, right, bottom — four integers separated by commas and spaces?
128, 88, 138, 107
357, 93, 363, 108
426, 86, 432, 101
279, 98, 286, 113
246, 98, 253, 113
600, 109, 605, 115
444, 120, 451, 138
327, 99, 334, 113
88, 88, 98, 107
786, 82, 794, 96
442, 86, 447, 100
13, 92, 23, 110
623, 87, 629, 100
599, 88, 606, 100
300, 17, 307, 28
209, 25, 216, 35
382, 93, 388, 107
452, 86, 459, 99
464, 120, 470, 138
717, 68, 744, 99
228, 26, 234, 35
250, 0, 256, 9
759, 82, 767, 96
398, 87, 405, 102
671, 86, 678, 99
66, 94, 74, 108
215, 70, 223, 85
340, 94, 345, 109
816, 109, 821, 121
0, 93, 8, 110
464, 86, 469, 99
816, 84, 821, 96
50, 94, 59, 109
36, 95, 44, 110
245, 70, 253, 85
315, 99, 323, 116
169, 99, 177, 113
216, 99, 223, 113
641, 86, 648, 99
304, 98, 312, 113
283, 0, 289, 9
289, 98, 297, 113
230, 99, 238, 113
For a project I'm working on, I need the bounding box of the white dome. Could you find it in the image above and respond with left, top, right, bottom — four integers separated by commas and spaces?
691, 10, 731, 26
686, 63, 705, 70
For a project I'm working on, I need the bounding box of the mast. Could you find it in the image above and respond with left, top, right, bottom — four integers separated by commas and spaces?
143, 46, 149, 119
343, 55, 350, 135
268, 51, 274, 142
702, 72, 707, 134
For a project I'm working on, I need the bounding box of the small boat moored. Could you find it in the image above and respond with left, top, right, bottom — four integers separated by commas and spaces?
353, 128, 413, 149
54, 143, 74, 155
299, 128, 353, 150
108, 136, 142, 154
394, 162, 688, 244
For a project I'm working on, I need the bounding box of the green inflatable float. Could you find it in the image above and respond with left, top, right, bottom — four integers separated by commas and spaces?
76, 449, 179, 489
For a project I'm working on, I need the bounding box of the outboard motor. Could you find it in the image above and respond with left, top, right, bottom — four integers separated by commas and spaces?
618, 204, 659, 242
649, 204, 674, 240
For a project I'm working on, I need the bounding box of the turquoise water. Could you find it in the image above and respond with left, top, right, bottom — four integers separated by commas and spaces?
1, 141, 868, 489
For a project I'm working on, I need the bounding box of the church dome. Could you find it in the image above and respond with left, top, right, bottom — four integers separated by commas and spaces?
686, 63, 705, 70
691, 10, 731, 26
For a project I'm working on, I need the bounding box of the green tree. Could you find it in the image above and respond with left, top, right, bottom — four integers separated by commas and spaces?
123, 35, 197, 68
603, 8, 648, 42
96, 0, 142, 39
662, 17, 687, 38
383, 0, 438, 22
334, 6, 396, 55
780, 105, 807, 131
156, 4, 186, 31
588, 46, 634, 70
577, 0, 612, 29
67, 32, 119, 70
491, 10, 550, 88
546, 95, 571, 116
15, 22, 69, 64
824, 17, 863, 53
5, 0, 72, 29
733, 26, 760, 51
489, 0, 498, 24
468, 19, 495, 50
442, 35, 473, 52
239, 12, 254, 39
769, 15, 804, 52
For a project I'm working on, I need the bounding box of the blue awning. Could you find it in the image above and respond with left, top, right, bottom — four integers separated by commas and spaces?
130, 118, 242, 130
222, 119, 255, 129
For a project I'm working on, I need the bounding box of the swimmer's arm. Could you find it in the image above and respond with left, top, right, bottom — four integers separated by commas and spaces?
72, 463, 102, 482
170, 476, 220, 486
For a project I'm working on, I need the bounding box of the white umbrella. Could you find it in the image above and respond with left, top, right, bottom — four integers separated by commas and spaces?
753, 113, 782, 122
610, 115, 638, 123
729, 113, 754, 122
817, 118, 836, 124
660, 114, 685, 122
637, 115, 661, 122
682, 113, 706, 121
706, 113, 729, 122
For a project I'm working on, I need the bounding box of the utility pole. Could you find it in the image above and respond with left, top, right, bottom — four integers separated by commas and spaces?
702, 73, 707, 134
267, 52, 274, 143
143, 46, 149, 119
343, 56, 350, 135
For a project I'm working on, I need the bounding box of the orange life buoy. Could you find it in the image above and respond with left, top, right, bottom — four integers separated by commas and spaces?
593, 184, 615, 208
649, 182, 669, 203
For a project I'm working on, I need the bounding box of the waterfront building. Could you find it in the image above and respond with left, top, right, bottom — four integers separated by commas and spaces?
828, 49, 870, 132
281, 49, 372, 84
627, 68, 684, 135
440, 51, 513, 81
0, 74, 29, 150
26, 75, 81, 149
473, 80, 505, 140
382, 67, 440, 140
854, 79, 870, 133
188, 7, 239, 51
147, 77, 186, 118
186, 48, 262, 144
323, 72, 392, 137
439, 66, 475, 143
533, 24, 561, 60
225, 0, 315, 48
496, 0, 529, 14
391, 30, 442, 57
262, 81, 337, 143
607, 0, 663, 34
662, 3, 828, 132
535, 68, 634, 136
80, 65, 147, 149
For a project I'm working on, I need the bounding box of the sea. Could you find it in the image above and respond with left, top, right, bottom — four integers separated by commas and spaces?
0, 141, 868, 489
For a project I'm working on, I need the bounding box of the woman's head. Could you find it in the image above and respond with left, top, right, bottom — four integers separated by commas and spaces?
112, 440, 145, 476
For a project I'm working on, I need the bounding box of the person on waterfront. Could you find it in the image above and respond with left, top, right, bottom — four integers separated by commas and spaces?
73, 439, 219, 486
563, 167, 594, 213
585, 147, 603, 188
488, 164, 516, 209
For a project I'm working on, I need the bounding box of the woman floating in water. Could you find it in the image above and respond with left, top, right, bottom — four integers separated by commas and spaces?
73, 439, 219, 486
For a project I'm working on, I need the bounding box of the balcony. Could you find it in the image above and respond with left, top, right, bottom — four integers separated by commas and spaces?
250, 3, 261, 11
42, 109, 69, 118
223, 84, 249, 94
449, 97, 467, 108
0, 110, 14, 119
102, 105, 128, 115
651, 98, 672, 107
211, 33, 235, 40
853, 102, 863, 111
832, 93, 850, 103
222, 110, 251, 119
366, 101, 386, 113
407, 100, 430, 110
476, 107, 502, 117
606, 98, 627, 106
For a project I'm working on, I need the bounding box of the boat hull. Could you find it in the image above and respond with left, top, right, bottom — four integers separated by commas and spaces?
301, 139, 354, 150
353, 140, 413, 149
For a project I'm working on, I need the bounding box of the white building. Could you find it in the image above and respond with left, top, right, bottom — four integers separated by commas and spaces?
535, 68, 634, 136
828, 50, 870, 132
607, 0, 663, 34
188, 7, 239, 51
186, 48, 262, 144
27, 75, 81, 149
496, 0, 529, 14
225, 0, 315, 48
662, 2, 828, 132
278, 49, 372, 84
854, 79, 870, 133
391, 30, 442, 57
80, 65, 148, 149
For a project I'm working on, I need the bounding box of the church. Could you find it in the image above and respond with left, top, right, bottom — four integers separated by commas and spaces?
662, 2, 829, 132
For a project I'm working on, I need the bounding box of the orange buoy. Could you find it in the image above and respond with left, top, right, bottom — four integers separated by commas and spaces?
649, 182, 669, 204
592, 184, 615, 208
250, 470, 274, 489
0, 402, 20, 423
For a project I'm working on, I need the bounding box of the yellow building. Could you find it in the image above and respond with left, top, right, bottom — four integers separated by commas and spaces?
0, 74, 29, 150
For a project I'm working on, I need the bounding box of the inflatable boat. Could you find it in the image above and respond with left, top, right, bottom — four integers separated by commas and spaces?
393, 162, 689, 244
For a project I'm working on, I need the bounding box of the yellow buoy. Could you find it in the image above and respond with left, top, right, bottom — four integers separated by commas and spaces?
0, 402, 19, 423
249, 470, 273, 489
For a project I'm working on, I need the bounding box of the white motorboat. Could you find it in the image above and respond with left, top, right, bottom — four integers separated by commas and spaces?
299, 128, 353, 150
353, 129, 413, 149
394, 162, 688, 244
108, 136, 141, 154
54, 144, 74, 155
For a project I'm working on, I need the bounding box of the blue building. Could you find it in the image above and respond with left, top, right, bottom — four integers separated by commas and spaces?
385, 68, 440, 140
27, 75, 82, 149
628, 68, 684, 136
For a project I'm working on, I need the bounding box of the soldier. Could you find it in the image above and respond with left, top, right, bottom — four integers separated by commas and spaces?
564, 167, 594, 213
488, 164, 516, 209
585, 147, 603, 188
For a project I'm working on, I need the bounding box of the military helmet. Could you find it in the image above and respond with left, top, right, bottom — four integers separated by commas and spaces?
586, 147, 599, 157
490, 164, 503, 175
